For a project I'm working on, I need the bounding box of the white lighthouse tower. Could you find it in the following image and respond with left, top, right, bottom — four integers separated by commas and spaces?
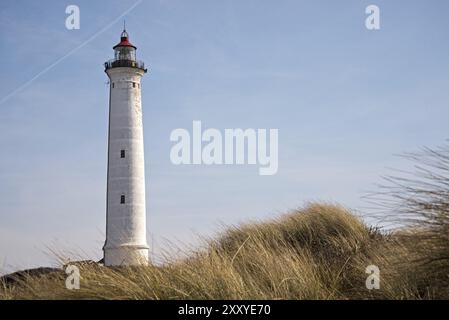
103, 28, 149, 266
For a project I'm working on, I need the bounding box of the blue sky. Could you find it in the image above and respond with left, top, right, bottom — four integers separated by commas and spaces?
1, 0, 449, 274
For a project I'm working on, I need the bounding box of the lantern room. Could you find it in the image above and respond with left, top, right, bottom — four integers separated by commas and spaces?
104, 28, 146, 72
113, 30, 137, 61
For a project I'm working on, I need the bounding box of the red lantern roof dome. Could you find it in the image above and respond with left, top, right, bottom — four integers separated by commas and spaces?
113, 29, 136, 49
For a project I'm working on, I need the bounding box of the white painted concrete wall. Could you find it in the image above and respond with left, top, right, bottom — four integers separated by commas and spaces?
103, 67, 149, 266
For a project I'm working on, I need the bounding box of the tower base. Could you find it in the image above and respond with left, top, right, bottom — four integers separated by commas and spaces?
103, 245, 149, 266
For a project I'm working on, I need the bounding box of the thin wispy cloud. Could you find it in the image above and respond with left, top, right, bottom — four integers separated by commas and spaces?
0, 0, 143, 106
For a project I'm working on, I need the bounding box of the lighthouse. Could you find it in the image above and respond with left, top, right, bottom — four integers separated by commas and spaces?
103, 28, 149, 266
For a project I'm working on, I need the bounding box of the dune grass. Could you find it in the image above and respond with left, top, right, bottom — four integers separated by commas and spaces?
0, 202, 447, 300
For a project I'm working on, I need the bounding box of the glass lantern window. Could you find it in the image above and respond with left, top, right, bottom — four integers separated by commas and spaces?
115, 47, 136, 61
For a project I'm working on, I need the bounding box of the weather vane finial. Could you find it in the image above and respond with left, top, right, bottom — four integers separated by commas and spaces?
123, 20, 126, 31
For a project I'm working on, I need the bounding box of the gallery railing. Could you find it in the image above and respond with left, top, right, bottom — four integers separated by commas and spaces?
104, 59, 146, 72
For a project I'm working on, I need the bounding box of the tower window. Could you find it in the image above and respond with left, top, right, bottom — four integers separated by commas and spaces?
120, 195, 125, 204
120, 149, 125, 158
112, 82, 115, 88
132, 82, 136, 88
